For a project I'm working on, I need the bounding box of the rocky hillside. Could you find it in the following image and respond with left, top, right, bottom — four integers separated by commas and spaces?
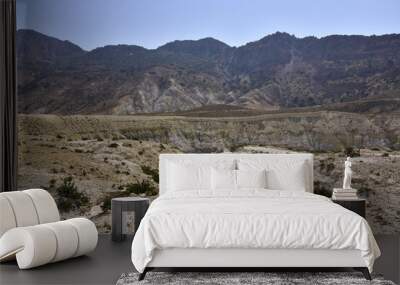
17, 30, 400, 114
17, 114, 400, 234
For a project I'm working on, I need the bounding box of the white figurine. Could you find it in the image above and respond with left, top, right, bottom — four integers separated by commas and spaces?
343, 157, 352, 189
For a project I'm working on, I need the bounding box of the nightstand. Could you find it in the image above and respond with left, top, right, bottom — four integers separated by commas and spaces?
111, 197, 150, 242
332, 198, 366, 218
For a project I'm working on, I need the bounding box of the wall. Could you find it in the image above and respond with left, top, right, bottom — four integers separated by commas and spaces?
16, 1, 400, 234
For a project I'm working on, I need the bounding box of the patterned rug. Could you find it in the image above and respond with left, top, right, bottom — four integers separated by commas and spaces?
116, 271, 396, 285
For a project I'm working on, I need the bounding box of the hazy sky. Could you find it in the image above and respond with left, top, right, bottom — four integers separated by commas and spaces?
17, 0, 400, 51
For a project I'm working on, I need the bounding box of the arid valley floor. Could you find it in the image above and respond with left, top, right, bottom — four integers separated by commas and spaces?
17, 110, 400, 234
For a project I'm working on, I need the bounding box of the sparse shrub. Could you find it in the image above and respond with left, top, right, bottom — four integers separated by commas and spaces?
103, 222, 111, 231
351, 177, 363, 185
39, 143, 55, 148
343, 147, 360, 157
141, 165, 159, 183
51, 168, 58, 174
108, 143, 119, 148
319, 160, 325, 171
313, 180, 331, 197
49, 178, 56, 188
382, 153, 389, 157
320, 160, 335, 173
160, 144, 166, 150
56, 177, 89, 212
326, 163, 335, 173
74, 149, 83, 153
56, 134, 64, 139
228, 144, 243, 152
100, 191, 128, 212
82, 137, 89, 141
358, 186, 372, 198
99, 191, 131, 212
138, 150, 145, 155
101, 196, 112, 212
122, 142, 132, 147
125, 180, 156, 196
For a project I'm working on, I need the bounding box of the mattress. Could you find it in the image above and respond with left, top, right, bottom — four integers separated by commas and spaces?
131, 190, 380, 273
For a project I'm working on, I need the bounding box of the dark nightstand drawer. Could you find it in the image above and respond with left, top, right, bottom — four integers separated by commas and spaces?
332, 199, 366, 218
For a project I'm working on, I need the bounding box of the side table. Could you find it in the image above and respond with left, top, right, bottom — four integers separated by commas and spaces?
332, 198, 366, 218
111, 197, 150, 242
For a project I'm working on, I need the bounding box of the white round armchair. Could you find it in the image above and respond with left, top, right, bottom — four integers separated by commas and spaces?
0, 189, 98, 269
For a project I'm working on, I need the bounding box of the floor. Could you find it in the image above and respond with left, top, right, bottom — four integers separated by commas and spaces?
0, 235, 134, 285
0, 234, 399, 285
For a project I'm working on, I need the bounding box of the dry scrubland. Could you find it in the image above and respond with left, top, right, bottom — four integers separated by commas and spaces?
17, 111, 400, 233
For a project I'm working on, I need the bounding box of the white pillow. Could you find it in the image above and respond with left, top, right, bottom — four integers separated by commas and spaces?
167, 162, 211, 191
236, 169, 267, 189
267, 161, 306, 191
211, 168, 237, 191
238, 159, 307, 191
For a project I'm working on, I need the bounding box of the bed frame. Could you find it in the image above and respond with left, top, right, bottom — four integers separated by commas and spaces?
139, 248, 370, 280
138, 154, 372, 281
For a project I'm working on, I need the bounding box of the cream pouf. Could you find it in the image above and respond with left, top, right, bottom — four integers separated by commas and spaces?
0, 189, 98, 269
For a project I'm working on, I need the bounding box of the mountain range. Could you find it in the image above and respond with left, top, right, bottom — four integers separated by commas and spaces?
17, 29, 400, 115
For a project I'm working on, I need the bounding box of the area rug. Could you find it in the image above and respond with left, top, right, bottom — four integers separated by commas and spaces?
116, 272, 396, 285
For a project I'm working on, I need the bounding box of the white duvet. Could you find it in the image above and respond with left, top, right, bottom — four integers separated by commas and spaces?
131, 190, 380, 273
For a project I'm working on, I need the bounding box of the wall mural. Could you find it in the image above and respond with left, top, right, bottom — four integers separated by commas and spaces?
16, 2, 400, 234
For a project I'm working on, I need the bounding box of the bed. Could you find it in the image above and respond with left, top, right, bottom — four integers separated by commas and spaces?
131, 153, 381, 280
